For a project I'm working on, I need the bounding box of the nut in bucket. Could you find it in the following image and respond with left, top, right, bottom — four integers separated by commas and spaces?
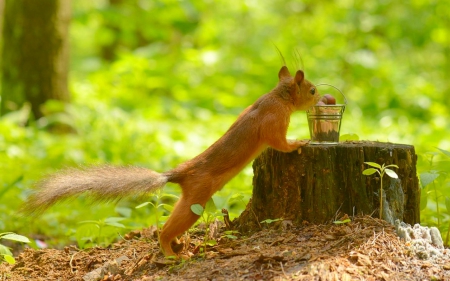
306, 84, 346, 144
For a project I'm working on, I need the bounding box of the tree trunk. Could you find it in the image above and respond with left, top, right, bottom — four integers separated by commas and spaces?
1, 0, 71, 119
235, 141, 420, 232
0, 0, 5, 70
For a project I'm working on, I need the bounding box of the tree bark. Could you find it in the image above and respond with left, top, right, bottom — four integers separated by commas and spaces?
1, 0, 71, 119
235, 141, 420, 232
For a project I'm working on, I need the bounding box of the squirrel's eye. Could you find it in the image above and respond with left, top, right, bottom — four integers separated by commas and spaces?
309, 88, 316, 95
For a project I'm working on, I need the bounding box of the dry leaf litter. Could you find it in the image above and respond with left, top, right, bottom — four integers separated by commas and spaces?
1, 216, 449, 281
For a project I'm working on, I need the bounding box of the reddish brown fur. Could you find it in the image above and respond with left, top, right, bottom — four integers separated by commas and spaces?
159, 66, 320, 255
23, 66, 320, 257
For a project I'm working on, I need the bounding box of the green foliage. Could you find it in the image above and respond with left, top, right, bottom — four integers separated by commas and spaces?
0, 0, 449, 249
340, 134, 360, 141
418, 148, 450, 246
190, 204, 204, 217
136, 192, 179, 227
333, 219, 352, 225
75, 217, 127, 248
221, 230, 239, 240
190, 198, 222, 256
0, 232, 30, 264
363, 162, 399, 219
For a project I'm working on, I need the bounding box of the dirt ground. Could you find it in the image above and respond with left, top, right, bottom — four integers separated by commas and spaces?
1, 216, 450, 281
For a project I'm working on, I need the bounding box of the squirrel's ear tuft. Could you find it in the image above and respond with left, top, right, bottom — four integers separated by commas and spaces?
278, 66, 291, 80
294, 70, 304, 85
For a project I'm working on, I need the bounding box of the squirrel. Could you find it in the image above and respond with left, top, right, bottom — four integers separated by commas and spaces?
23, 66, 321, 257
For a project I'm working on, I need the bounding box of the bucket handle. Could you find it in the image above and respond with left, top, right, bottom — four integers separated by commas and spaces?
316, 83, 347, 105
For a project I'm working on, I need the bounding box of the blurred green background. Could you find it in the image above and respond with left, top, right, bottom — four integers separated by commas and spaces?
1, 0, 449, 248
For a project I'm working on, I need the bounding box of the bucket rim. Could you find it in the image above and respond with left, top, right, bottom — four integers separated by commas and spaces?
316, 83, 347, 105
306, 103, 346, 114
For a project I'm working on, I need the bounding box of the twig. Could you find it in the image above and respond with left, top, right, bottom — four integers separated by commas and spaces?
69, 251, 80, 274
280, 261, 288, 279
250, 206, 262, 230
333, 202, 344, 222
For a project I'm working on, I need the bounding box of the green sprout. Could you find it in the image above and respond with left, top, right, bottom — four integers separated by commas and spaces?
136, 192, 179, 245
191, 198, 220, 257
363, 162, 399, 220
0, 232, 30, 264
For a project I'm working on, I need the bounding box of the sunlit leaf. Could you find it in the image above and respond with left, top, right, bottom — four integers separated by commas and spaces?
420, 172, 439, 188
205, 198, 217, 214
385, 169, 398, 179
159, 215, 170, 222
228, 193, 244, 204
115, 207, 132, 218
3, 254, 15, 264
104, 222, 125, 228
364, 162, 381, 169
191, 204, 204, 216
78, 220, 100, 226
135, 202, 153, 209
206, 240, 217, 246
437, 148, 450, 158
1, 233, 30, 243
162, 203, 174, 212
363, 168, 377, 175
333, 219, 351, 224
384, 164, 399, 169
0, 244, 12, 256
339, 134, 359, 141
104, 217, 126, 223
161, 194, 179, 200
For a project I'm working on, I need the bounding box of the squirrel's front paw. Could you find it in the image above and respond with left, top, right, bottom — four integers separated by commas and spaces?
297, 139, 310, 147
171, 239, 185, 254
286, 139, 309, 154
286, 139, 309, 153
288, 139, 309, 148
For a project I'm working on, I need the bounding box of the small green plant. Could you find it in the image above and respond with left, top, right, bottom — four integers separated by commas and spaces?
136, 192, 179, 243
362, 162, 398, 220
420, 149, 450, 227
75, 217, 127, 248
419, 148, 450, 246
339, 133, 360, 141
190, 198, 221, 257
333, 218, 351, 224
420, 170, 441, 224
0, 232, 30, 264
221, 230, 239, 240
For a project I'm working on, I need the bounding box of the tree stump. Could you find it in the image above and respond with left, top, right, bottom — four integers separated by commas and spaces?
235, 141, 420, 232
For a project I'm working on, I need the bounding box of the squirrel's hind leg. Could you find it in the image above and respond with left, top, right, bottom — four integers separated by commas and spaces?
159, 194, 203, 256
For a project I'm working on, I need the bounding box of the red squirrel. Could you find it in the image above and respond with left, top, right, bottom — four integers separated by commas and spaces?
23, 66, 321, 256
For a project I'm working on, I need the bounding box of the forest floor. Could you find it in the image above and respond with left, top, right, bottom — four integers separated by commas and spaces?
1, 216, 450, 281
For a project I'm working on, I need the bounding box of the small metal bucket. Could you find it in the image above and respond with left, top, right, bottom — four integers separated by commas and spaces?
307, 84, 346, 145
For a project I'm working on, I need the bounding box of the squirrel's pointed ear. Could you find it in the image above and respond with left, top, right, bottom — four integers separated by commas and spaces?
278, 66, 291, 80
294, 70, 304, 85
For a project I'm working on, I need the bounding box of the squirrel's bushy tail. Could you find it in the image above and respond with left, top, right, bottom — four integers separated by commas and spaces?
22, 165, 168, 215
